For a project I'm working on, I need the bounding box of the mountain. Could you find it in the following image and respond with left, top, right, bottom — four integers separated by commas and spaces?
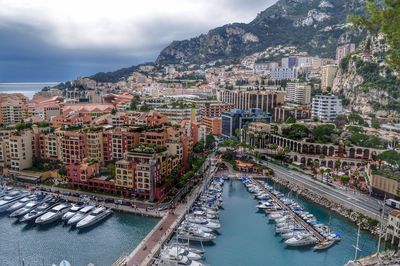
156, 0, 366, 65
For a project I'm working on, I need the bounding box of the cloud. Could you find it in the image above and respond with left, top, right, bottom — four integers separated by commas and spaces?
0, 0, 277, 81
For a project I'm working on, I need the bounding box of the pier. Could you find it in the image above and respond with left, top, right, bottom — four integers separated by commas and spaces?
250, 178, 325, 242
116, 160, 218, 266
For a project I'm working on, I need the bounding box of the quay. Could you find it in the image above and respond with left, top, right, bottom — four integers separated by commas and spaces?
115, 160, 218, 266
250, 177, 325, 242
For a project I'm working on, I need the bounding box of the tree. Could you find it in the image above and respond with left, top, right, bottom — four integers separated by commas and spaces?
335, 114, 349, 129
335, 160, 341, 170
371, 118, 381, 129
350, 0, 400, 71
285, 117, 296, 124
139, 103, 150, 112
58, 165, 67, 177
129, 95, 141, 110
312, 124, 337, 143
377, 150, 400, 171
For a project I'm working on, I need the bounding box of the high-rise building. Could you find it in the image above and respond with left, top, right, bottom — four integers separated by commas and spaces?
270, 67, 298, 80
281, 57, 298, 68
221, 108, 272, 138
311, 95, 343, 122
219, 89, 285, 113
286, 83, 312, 105
9, 130, 33, 171
320, 65, 338, 91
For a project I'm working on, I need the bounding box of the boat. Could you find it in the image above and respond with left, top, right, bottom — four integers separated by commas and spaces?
67, 205, 95, 225
9, 198, 46, 218
59, 260, 72, 266
165, 244, 205, 256
6, 195, 36, 212
35, 203, 71, 224
0, 191, 28, 212
19, 198, 59, 222
313, 240, 335, 251
76, 207, 113, 229
177, 228, 216, 242
62, 202, 86, 221
162, 246, 202, 261
285, 234, 319, 247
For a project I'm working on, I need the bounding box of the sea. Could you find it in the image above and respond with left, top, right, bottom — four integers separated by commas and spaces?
0, 82, 60, 99
0, 212, 159, 266
194, 180, 378, 266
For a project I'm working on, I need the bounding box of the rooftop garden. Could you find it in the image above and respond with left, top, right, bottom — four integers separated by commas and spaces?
128, 143, 167, 154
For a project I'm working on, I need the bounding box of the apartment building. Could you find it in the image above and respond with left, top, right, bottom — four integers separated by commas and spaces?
286, 83, 311, 105
9, 130, 33, 171
270, 67, 298, 80
219, 89, 286, 113
311, 95, 343, 122
154, 108, 199, 124
321, 65, 338, 91
60, 131, 87, 164
201, 103, 233, 117
336, 43, 355, 63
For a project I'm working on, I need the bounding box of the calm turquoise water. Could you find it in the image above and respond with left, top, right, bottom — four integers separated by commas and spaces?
200, 180, 378, 266
0, 82, 59, 99
0, 212, 159, 266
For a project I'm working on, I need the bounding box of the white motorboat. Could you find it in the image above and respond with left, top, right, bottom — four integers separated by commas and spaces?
185, 215, 207, 225
19, 198, 59, 222
35, 203, 71, 224
0, 191, 28, 212
62, 202, 85, 221
10, 200, 41, 218
6, 195, 36, 212
177, 228, 216, 242
165, 244, 205, 256
76, 207, 113, 229
67, 205, 95, 225
281, 230, 308, 240
285, 234, 319, 247
162, 247, 202, 261
179, 221, 213, 233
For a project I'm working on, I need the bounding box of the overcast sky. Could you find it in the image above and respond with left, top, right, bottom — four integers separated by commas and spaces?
0, 0, 277, 82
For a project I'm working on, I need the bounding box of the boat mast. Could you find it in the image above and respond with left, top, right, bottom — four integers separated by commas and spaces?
377, 193, 386, 253
353, 224, 361, 260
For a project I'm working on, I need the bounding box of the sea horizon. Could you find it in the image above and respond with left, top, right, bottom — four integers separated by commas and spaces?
0, 82, 60, 99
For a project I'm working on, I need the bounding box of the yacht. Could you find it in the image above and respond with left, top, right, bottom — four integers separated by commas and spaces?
67, 205, 95, 225
281, 230, 308, 240
6, 195, 36, 212
158, 255, 204, 266
285, 234, 319, 247
10, 198, 44, 218
177, 228, 216, 242
165, 244, 205, 256
0, 191, 28, 212
62, 202, 85, 221
162, 247, 202, 261
35, 203, 71, 224
19, 198, 59, 222
76, 207, 112, 229
179, 221, 213, 233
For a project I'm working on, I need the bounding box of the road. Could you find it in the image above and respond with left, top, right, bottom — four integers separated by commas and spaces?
251, 156, 387, 219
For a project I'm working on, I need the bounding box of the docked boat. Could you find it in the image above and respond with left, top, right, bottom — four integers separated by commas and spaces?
177, 228, 216, 242
313, 240, 335, 251
0, 191, 28, 212
67, 205, 95, 225
9, 197, 49, 218
19, 199, 59, 222
76, 207, 112, 229
285, 234, 319, 247
35, 203, 71, 224
6, 194, 37, 212
165, 244, 205, 256
162, 247, 202, 261
62, 202, 86, 221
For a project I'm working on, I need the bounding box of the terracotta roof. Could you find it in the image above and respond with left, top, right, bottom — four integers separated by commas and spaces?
389, 209, 400, 218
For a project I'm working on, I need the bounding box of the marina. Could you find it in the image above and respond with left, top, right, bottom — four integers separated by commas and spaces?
199, 178, 378, 266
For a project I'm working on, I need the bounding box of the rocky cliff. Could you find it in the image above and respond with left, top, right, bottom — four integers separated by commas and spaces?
156, 0, 366, 65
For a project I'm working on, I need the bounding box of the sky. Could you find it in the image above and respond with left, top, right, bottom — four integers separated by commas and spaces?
0, 0, 277, 83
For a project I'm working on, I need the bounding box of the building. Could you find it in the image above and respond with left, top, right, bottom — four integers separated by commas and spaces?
201, 103, 233, 117
8, 130, 33, 171
273, 103, 311, 122
201, 116, 222, 135
320, 65, 338, 91
270, 67, 298, 81
281, 57, 298, 68
221, 108, 272, 138
59, 131, 88, 164
219, 89, 285, 113
386, 210, 400, 246
336, 43, 356, 63
286, 83, 311, 105
155, 108, 199, 124
311, 95, 343, 122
